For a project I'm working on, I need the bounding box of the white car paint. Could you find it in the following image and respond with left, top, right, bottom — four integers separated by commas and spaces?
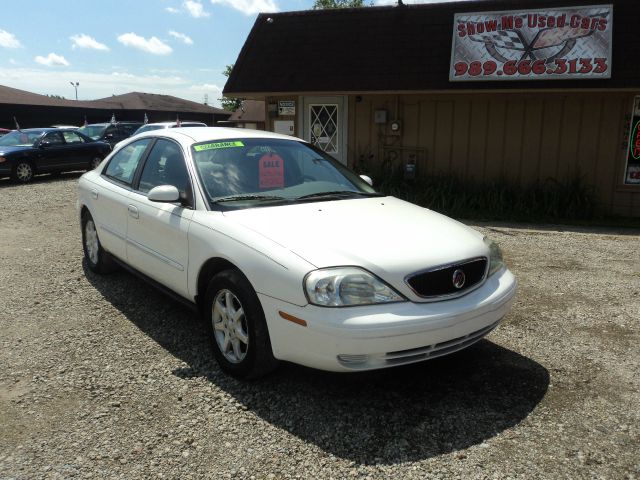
78, 127, 517, 373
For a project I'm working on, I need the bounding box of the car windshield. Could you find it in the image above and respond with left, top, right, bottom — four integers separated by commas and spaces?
133, 125, 165, 135
77, 125, 106, 140
191, 138, 380, 209
0, 130, 45, 147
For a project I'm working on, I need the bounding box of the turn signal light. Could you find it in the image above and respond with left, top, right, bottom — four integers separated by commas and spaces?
0, 157, 6, 163
278, 311, 307, 327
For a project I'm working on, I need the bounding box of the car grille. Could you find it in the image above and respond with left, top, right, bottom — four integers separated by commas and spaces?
383, 319, 500, 366
406, 257, 488, 299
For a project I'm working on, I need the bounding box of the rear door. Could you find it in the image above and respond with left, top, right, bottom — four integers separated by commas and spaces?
61, 130, 94, 168
125, 138, 193, 298
93, 138, 152, 260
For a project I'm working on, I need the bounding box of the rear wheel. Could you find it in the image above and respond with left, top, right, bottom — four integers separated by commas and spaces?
204, 269, 278, 379
81, 211, 117, 274
12, 161, 34, 183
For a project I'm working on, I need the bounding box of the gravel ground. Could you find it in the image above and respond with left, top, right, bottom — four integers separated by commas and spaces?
0, 173, 638, 480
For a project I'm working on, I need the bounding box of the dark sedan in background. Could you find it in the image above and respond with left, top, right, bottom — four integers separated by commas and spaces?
0, 128, 111, 183
77, 122, 142, 147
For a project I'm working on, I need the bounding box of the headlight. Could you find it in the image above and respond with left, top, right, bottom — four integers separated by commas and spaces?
484, 237, 505, 276
304, 267, 404, 307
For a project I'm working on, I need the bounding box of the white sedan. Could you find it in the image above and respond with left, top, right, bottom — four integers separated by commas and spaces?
77, 128, 517, 378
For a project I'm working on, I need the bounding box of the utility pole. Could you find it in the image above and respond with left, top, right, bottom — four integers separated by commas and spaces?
70, 81, 79, 100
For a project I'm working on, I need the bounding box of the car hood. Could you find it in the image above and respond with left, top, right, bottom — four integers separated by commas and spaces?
0, 145, 33, 156
223, 196, 487, 280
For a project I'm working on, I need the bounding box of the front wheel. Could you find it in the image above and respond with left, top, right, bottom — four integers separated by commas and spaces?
12, 161, 34, 183
204, 269, 278, 379
81, 211, 117, 274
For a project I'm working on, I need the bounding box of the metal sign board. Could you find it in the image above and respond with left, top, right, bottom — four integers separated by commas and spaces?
278, 100, 296, 115
449, 4, 613, 81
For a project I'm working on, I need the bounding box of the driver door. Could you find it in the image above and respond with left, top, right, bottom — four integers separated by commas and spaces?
126, 138, 193, 298
35, 131, 66, 172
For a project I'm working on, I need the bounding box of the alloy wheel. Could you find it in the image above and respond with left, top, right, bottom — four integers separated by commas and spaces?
84, 219, 99, 265
212, 289, 249, 363
15, 163, 33, 182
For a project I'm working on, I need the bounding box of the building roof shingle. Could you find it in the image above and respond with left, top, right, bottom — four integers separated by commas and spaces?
224, 0, 640, 95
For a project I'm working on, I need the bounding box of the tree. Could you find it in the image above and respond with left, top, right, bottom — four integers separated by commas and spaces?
313, 0, 365, 8
218, 64, 243, 112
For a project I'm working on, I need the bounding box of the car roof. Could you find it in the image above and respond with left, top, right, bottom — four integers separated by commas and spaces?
143, 121, 206, 126
134, 126, 303, 144
84, 122, 142, 127
15, 128, 57, 133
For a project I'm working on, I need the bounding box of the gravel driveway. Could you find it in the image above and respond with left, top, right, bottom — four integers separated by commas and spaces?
0, 173, 638, 479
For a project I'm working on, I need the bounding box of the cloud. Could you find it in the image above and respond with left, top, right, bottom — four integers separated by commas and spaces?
184, 0, 210, 17
166, 6, 180, 13
0, 29, 21, 48
117, 33, 172, 55
0, 66, 224, 106
70, 34, 109, 51
34, 53, 70, 67
168, 30, 194, 45
210, 0, 278, 15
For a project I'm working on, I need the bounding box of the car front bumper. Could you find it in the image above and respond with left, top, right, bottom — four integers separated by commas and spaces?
259, 268, 517, 372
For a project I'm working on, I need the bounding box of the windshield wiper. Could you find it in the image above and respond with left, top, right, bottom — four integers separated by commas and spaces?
213, 194, 289, 203
295, 191, 383, 201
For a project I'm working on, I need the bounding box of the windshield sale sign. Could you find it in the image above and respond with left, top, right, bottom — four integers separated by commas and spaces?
449, 5, 613, 81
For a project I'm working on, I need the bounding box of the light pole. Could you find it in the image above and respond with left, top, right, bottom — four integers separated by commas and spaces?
70, 81, 79, 100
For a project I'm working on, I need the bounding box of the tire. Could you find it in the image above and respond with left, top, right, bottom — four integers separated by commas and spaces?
81, 211, 117, 274
12, 161, 34, 183
204, 269, 278, 379
89, 157, 102, 171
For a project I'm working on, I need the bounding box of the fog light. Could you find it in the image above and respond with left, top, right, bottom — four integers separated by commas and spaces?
337, 354, 369, 366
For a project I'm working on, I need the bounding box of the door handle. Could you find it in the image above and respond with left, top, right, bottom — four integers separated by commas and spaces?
127, 204, 139, 219
90, 188, 98, 199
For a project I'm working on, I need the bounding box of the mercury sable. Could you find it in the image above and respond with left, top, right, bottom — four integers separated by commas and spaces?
77, 128, 517, 378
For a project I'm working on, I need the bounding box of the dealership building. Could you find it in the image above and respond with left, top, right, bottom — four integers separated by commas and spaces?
224, 0, 640, 216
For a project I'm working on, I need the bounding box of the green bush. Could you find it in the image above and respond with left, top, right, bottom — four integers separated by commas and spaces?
369, 168, 598, 222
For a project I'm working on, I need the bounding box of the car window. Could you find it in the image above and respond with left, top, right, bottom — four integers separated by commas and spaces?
62, 131, 85, 144
104, 126, 120, 139
42, 132, 65, 146
119, 124, 140, 136
77, 125, 107, 141
138, 139, 189, 195
133, 125, 163, 135
0, 130, 46, 147
104, 139, 152, 186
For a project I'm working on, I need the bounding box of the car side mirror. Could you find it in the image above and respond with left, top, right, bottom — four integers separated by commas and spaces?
105, 133, 114, 139
39, 142, 50, 149
359, 174, 373, 187
148, 185, 180, 203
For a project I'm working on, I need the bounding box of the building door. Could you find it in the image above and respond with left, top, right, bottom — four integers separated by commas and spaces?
301, 96, 347, 164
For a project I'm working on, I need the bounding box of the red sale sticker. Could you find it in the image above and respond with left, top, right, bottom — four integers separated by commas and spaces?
259, 153, 284, 189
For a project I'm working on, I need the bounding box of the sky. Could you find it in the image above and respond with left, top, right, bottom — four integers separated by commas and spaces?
0, 0, 462, 108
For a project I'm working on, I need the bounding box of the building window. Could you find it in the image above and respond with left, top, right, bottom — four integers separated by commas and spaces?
624, 96, 640, 185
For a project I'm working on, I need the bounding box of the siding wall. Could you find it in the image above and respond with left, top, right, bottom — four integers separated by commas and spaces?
347, 92, 640, 217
